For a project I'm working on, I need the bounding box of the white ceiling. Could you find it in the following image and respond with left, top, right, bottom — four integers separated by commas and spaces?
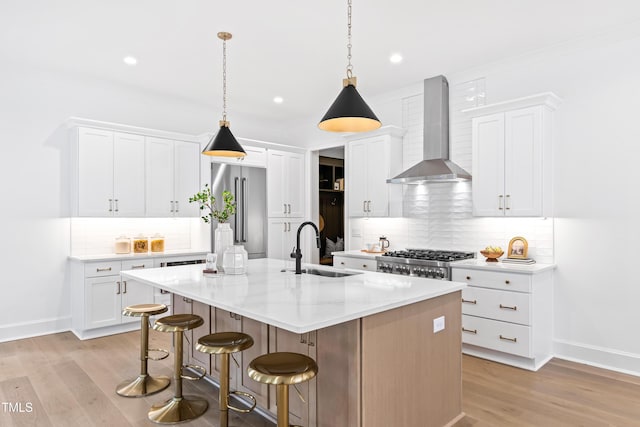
3, 0, 640, 125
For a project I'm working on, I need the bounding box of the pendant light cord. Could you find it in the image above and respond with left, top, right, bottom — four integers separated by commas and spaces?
222, 36, 227, 122
346, 0, 353, 79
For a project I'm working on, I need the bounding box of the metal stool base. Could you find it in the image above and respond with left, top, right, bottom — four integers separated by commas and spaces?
148, 396, 208, 424
116, 374, 170, 398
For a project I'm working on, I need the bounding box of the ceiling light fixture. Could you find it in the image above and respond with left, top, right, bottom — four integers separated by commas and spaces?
202, 32, 246, 158
318, 0, 381, 133
273, 96, 284, 104
389, 53, 403, 64
123, 56, 137, 65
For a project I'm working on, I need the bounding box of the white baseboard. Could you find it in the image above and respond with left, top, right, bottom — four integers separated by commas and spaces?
553, 339, 640, 377
0, 316, 72, 343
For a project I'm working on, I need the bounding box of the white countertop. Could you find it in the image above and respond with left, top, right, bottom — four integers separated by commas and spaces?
331, 250, 381, 260
121, 258, 465, 334
68, 249, 209, 262
451, 258, 556, 274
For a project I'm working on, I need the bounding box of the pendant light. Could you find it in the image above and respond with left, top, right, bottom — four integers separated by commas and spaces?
202, 32, 246, 158
319, 0, 381, 133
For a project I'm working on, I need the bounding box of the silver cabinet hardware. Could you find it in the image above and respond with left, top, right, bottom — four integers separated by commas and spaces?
299, 334, 307, 344
284, 203, 287, 214
175, 200, 179, 212
363, 200, 367, 213
96, 267, 112, 272
499, 335, 517, 342
234, 313, 241, 320
230, 312, 234, 318
183, 297, 193, 303
131, 264, 145, 269
123, 281, 127, 294
366, 200, 371, 212
287, 203, 291, 214
160, 289, 170, 294
283, 222, 287, 232
461, 298, 477, 304
308, 333, 315, 347
114, 199, 119, 212
505, 194, 511, 210
242, 178, 248, 242
499, 304, 517, 310
170, 201, 175, 213
108, 198, 113, 212
498, 195, 504, 210
462, 327, 477, 334
116, 281, 121, 294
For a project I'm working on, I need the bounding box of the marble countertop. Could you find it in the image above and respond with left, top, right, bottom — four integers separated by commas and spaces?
68, 249, 209, 262
121, 258, 465, 334
451, 258, 556, 274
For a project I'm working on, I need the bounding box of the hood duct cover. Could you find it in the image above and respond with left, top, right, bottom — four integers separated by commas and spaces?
388, 75, 471, 183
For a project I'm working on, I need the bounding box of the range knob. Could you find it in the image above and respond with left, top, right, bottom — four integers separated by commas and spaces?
402, 266, 410, 274
437, 270, 446, 279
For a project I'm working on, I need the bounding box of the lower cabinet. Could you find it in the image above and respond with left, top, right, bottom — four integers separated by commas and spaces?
452, 266, 553, 371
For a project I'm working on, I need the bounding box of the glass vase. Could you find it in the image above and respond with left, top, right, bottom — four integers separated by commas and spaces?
214, 223, 234, 269
223, 244, 248, 275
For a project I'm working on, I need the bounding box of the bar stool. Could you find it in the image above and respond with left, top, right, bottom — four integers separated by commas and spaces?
149, 313, 208, 424
116, 303, 170, 397
247, 352, 318, 427
196, 332, 257, 427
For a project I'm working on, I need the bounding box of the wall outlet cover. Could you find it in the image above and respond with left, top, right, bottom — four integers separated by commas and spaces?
433, 316, 445, 333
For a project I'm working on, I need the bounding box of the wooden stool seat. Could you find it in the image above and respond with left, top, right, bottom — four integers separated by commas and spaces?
116, 303, 170, 398
148, 313, 208, 424
196, 332, 256, 427
153, 313, 204, 333
196, 332, 254, 354
248, 352, 318, 427
123, 303, 168, 317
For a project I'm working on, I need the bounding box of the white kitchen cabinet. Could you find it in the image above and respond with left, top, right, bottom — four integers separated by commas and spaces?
333, 254, 377, 272
268, 218, 311, 263
451, 265, 553, 371
146, 136, 200, 217
267, 149, 305, 217
468, 93, 560, 217
345, 127, 404, 217
73, 127, 146, 217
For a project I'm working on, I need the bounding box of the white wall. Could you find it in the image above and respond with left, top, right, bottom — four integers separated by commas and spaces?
0, 60, 286, 341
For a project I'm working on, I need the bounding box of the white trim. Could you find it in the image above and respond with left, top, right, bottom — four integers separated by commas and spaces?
341, 125, 407, 142
66, 117, 201, 143
553, 339, 640, 377
0, 317, 72, 343
462, 343, 552, 371
71, 322, 140, 341
462, 93, 562, 117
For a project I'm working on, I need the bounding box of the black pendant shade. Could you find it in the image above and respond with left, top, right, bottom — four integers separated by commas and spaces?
202, 123, 246, 158
318, 83, 381, 132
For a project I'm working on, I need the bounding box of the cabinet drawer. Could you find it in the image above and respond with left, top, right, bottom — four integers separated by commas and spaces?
333, 256, 377, 272
462, 315, 532, 358
461, 287, 531, 326
84, 261, 121, 278
452, 268, 531, 293
122, 259, 154, 271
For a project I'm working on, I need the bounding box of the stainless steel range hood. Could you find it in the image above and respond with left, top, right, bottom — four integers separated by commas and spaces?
387, 75, 471, 183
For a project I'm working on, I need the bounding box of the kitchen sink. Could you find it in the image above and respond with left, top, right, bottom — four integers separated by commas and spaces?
301, 268, 362, 278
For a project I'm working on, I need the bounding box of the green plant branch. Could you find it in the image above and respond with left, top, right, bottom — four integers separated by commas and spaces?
188, 184, 236, 223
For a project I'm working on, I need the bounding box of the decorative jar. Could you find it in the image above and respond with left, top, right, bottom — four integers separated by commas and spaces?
150, 234, 165, 252
114, 235, 131, 254
132, 235, 149, 253
223, 245, 248, 275
214, 223, 234, 269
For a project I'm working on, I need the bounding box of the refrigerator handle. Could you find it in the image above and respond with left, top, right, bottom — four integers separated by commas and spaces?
234, 177, 239, 243
242, 177, 247, 242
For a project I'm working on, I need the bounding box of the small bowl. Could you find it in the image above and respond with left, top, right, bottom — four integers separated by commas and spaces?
480, 250, 504, 262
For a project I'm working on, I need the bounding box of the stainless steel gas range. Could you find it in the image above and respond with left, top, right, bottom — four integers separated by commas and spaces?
376, 249, 476, 280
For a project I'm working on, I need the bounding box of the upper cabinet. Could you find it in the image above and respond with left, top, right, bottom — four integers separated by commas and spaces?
70, 119, 201, 218
72, 127, 146, 217
467, 93, 561, 217
146, 137, 200, 217
267, 149, 305, 217
345, 126, 404, 217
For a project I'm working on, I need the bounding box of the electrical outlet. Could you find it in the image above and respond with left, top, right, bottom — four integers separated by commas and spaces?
433, 316, 445, 333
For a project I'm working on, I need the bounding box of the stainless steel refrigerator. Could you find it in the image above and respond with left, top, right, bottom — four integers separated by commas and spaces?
210, 162, 267, 259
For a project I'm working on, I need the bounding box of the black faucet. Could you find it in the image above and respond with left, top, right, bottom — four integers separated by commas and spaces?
291, 221, 321, 274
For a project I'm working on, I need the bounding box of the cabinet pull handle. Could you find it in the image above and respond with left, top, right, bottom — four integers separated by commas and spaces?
362, 264, 367, 268
235, 313, 241, 320
500, 335, 517, 343
499, 304, 517, 310
465, 276, 471, 280
170, 201, 175, 212
230, 312, 234, 318
96, 267, 112, 272
283, 222, 287, 232
498, 195, 504, 210
183, 297, 192, 303
340, 262, 345, 265
284, 203, 287, 215
308, 333, 315, 347
123, 281, 127, 294
363, 200, 367, 213
131, 264, 145, 269
116, 281, 121, 294
108, 199, 113, 212
288, 222, 291, 232
367, 200, 372, 212
160, 289, 170, 294
299, 334, 307, 344
505, 194, 511, 210
287, 204, 291, 214
462, 298, 477, 304
175, 200, 179, 212
505, 280, 511, 284
462, 327, 477, 334
114, 199, 119, 212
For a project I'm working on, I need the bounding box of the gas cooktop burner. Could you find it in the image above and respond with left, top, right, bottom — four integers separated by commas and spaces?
382, 249, 476, 262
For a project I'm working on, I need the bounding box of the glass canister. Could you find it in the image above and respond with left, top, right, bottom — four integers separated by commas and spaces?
114, 235, 131, 254
222, 245, 248, 275
132, 235, 149, 253
150, 234, 165, 252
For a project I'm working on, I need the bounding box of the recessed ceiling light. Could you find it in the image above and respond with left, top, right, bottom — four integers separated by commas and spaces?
273, 96, 284, 104
123, 56, 138, 66
389, 53, 403, 64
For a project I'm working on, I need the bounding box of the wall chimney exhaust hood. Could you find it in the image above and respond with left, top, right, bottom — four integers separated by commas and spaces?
387, 75, 471, 184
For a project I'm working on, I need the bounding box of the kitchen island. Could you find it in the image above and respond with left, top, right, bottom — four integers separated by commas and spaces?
121, 258, 465, 427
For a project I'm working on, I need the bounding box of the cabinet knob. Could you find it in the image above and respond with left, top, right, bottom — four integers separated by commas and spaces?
466, 276, 471, 280
340, 262, 345, 265
505, 280, 510, 284
362, 264, 367, 268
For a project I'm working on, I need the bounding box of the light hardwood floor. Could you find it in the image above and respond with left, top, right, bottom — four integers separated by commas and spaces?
1, 331, 640, 426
